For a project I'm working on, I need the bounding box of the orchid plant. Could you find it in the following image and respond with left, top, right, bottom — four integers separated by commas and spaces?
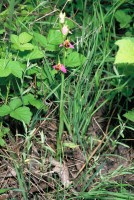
51, 11, 86, 157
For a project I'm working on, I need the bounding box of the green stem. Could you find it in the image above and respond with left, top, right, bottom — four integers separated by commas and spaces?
57, 73, 64, 158
5, 81, 10, 105
0, 81, 10, 131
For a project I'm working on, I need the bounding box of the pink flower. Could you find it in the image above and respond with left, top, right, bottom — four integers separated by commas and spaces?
53, 63, 67, 73
60, 39, 74, 49
62, 25, 69, 35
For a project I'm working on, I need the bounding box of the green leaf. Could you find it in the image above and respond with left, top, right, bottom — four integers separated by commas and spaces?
45, 44, 58, 51
10, 106, 32, 124
0, 188, 14, 194
27, 48, 44, 60
115, 10, 132, 28
63, 142, 79, 149
65, 52, 86, 67
8, 61, 23, 78
123, 110, 134, 122
115, 38, 134, 64
10, 34, 19, 44
0, 29, 5, 34
0, 59, 23, 78
0, 138, 6, 146
0, 105, 11, 116
19, 32, 33, 44
0, 127, 9, 137
9, 98, 22, 110
47, 30, 63, 45
18, 43, 34, 51
34, 32, 47, 47
23, 94, 44, 109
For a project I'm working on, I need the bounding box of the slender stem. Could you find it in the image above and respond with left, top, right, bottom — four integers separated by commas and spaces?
57, 73, 64, 158
5, 81, 10, 105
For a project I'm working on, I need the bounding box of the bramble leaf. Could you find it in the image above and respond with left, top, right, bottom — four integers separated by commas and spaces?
0, 59, 23, 78
47, 30, 63, 45
23, 94, 44, 109
65, 52, 86, 67
34, 32, 47, 47
0, 105, 11, 116
27, 48, 44, 60
10, 106, 32, 124
18, 43, 34, 51
9, 98, 22, 110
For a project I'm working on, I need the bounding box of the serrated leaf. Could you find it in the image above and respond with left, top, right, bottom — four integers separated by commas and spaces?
10, 34, 19, 44
63, 142, 79, 149
0, 105, 11, 116
115, 38, 134, 64
123, 110, 134, 122
8, 61, 23, 78
23, 94, 44, 109
19, 32, 33, 44
10, 106, 32, 124
18, 43, 34, 51
0, 59, 23, 78
45, 44, 58, 51
9, 98, 22, 110
27, 48, 44, 60
47, 30, 63, 45
34, 32, 47, 47
65, 52, 86, 67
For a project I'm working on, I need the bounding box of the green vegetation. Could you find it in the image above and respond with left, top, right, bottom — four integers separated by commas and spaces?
0, 0, 134, 199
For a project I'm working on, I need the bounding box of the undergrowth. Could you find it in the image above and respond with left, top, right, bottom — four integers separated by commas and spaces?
0, 0, 134, 199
